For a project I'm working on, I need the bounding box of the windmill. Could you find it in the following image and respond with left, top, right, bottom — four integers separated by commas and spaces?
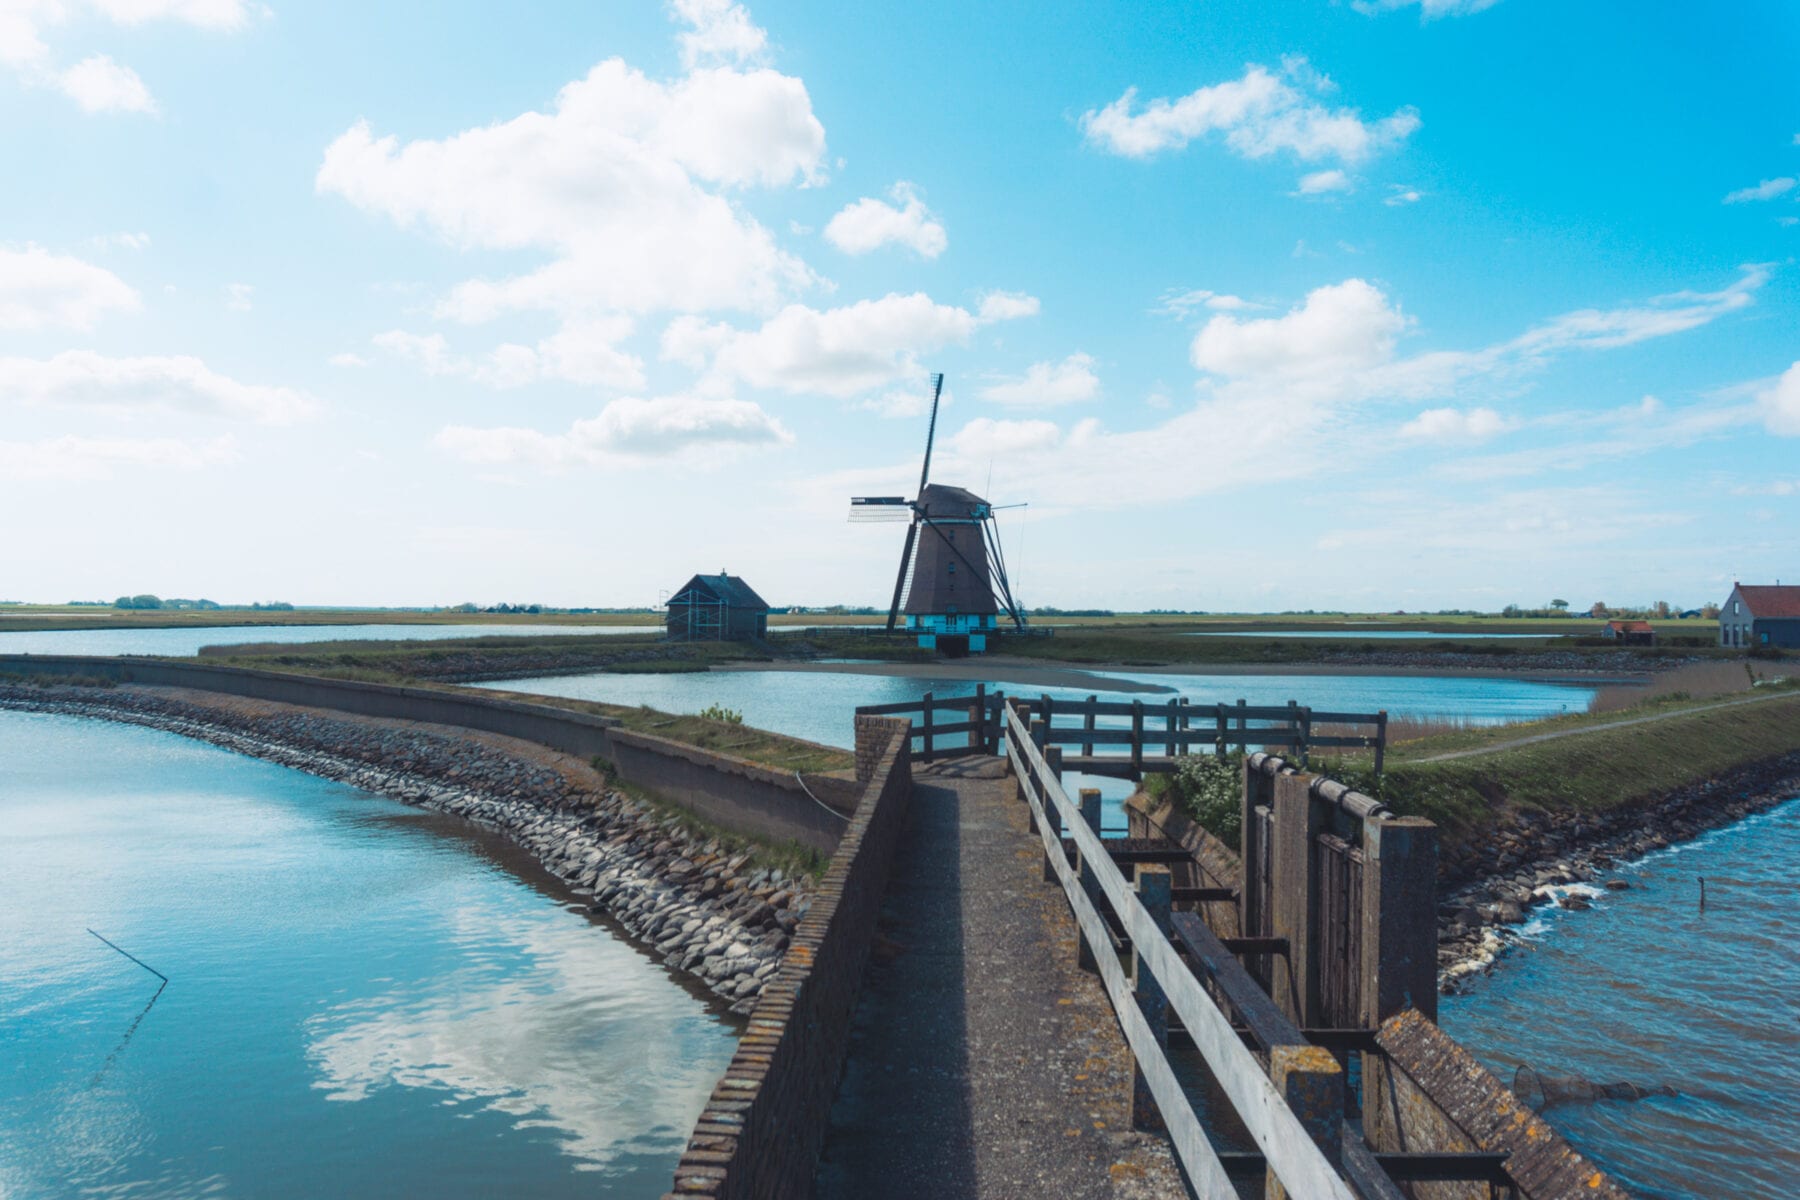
850, 373, 1028, 653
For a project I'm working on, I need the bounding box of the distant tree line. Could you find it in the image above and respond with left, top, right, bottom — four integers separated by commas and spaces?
111, 595, 293, 611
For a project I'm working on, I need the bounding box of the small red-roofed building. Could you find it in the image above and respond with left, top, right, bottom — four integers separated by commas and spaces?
1601, 619, 1656, 646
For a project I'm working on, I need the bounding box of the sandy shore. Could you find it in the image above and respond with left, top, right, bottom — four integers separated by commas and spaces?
716, 655, 1646, 692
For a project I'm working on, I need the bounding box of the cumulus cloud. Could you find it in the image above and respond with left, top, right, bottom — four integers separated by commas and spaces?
1384, 184, 1421, 206
0, 350, 316, 423
0, 433, 236, 480
1192, 278, 1407, 388
316, 54, 825, 321
0, 244, 139, 330
375, 319, 646, 390
1398, 406, 1512, 442
1295, 169, 1353, 195
58, 53, 154, 112
671, 0, 768, 69
1080, 57, 1419, 165
678, 291, 1030, 398
979, 354, 1100, 408
976, 290, 1040, 322
824, 182, 947, 258
434, 394, 790, 468
1760, 361, 1800, 435
1722, 177, 1797, 204
2, 0, 253, 113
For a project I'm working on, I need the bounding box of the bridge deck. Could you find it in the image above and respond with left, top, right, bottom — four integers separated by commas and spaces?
814, 758, 1184, 1199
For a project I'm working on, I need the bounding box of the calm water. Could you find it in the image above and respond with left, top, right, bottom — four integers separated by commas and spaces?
479, 667, 1594, 835
0, 711, 736, 1200
1441, 799, 1800, 1199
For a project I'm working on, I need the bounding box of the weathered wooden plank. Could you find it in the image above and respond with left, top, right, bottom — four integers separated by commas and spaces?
1170, 912, 1307, 1051
1006, 710, 1359, 1200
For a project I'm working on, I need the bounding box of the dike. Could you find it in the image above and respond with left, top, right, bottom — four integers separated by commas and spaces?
0, 683, 811, 1014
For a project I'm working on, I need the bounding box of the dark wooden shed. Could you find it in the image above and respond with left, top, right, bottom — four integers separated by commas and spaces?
666, 573, 770, 641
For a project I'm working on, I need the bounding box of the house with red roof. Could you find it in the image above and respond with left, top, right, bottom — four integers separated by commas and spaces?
1602, 619, 1655, 646
1719, 583, 1800, 649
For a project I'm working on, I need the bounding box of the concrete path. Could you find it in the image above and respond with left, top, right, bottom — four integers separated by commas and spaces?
1406, 687, 1800, 763
814, 758, 1184, 1199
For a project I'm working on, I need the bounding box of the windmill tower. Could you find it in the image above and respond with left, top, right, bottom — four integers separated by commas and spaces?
850, 373, 1027, 654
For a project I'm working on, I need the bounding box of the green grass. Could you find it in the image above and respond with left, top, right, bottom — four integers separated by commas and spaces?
1316, 686, 1800, 857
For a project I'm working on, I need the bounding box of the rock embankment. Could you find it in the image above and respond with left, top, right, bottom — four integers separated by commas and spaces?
1436, 751, 1800, 990
0, 682, 810, 1014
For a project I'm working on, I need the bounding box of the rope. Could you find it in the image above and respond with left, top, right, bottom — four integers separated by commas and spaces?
795, 771, 849, 822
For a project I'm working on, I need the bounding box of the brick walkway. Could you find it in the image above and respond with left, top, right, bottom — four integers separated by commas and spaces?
814, 758, 1185, 1199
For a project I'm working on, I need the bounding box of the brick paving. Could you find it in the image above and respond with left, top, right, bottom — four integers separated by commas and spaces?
815, 757, 1185, 1199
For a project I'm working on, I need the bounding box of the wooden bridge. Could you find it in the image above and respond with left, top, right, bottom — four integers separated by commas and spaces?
854, 685, 1390, 777
842, 690, 1624, 1199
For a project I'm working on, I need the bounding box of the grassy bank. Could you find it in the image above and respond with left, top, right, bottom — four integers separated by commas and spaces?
1322, 684, 1800, 857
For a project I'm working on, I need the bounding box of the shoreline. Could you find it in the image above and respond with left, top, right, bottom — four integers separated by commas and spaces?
0, 683, 811, 1016
1435, 751, 1800, 990
714, 655, 1643, 690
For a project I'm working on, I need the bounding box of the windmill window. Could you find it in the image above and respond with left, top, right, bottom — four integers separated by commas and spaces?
948, 562, 955, 574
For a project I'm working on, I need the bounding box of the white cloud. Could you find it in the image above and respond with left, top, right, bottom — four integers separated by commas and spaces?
1080, 57, 1419, 165
1723, 177, 1797, 204
224, 281, 253, 311
1732, 478, 1800, 497
0, 244, 139, 330
856, 382, 951, 419
374, 318, 645, 390
979, 353, 1100, 408
87, 230, 150, 250
2, 0, 253, 113
688, 291, 1025, 397
1398, 406, 1512, 442
824, 182, 947, 258
435, 394, 790, 467
1154, 288, 1253, 318
1759, 361, 1800, 436
328, 352, 369, 368
1192, 278, 1407, 388
1295, 168, 1353, 195
1384, 184, 1421, 206
317, 54, 826, 322
670, 0, 767, 69
0, 350, 316, 423
0, 432, 237, 480
976, 290, 1040, 321
1353, 0, 1502, 17
58, 53, 153, 112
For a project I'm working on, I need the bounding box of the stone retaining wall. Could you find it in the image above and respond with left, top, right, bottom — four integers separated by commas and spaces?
664, 715, 914, 1198
1366, 1009, 1630, 1200
1125, 790, 1243, 936
0, 655, 849, 852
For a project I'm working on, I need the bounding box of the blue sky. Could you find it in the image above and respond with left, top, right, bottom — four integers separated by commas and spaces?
2, 0, 1797, 611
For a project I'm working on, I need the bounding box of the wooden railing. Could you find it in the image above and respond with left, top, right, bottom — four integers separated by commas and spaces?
854, 688, 1388, 776
1003, 699, 1360, 1199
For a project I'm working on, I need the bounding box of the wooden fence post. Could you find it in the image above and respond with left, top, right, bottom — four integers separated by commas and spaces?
1164, 699, 1178, 757
1041, 743, 1064, 882
921, 691, 934, 763
1298, 705, 1312, 768
1076, 786, 1104, 973
1082, 695, 1097, 758
1215, 704, 1227, 755
1240, 759, 1275, 955
972, 682, 986, 754
1360, 816, 1438, 1027
1266, 1045, 1344, 1200
1237, 699, 1248, 750
1130, 700, 1144, 778
1270, 772, 1324, 1027
1373, 710, 1388, 777
1132, 865, 1172, 1131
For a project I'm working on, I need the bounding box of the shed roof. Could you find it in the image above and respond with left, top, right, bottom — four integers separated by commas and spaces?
1736, 583, 1800, 619
672, 573, 770, 610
